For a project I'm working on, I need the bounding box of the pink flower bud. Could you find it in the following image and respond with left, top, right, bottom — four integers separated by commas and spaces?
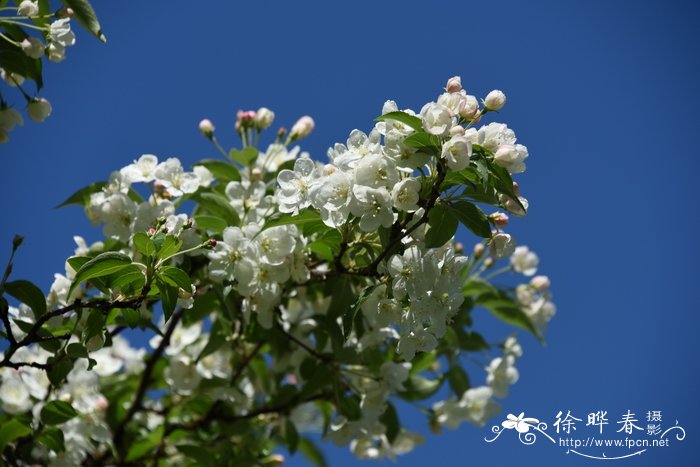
290, 116, 315, 140
489, 212, 509, 227
473, 242, 485, 258
198, 118, 215, 138
484, 89, 506, 111
446, 76, 462, 93
208, 239, 218, 248
530, 275, 550, 291
250, 167, 263, 181
449, 125, 465, 137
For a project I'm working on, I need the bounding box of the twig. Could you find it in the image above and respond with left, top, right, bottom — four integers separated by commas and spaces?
110, 307, 185, 460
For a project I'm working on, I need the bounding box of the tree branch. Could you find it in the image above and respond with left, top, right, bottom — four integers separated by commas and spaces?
110, 307, 184, 459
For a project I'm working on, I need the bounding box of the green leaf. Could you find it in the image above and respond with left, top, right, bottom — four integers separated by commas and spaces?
66, 343, 88, 359
374, 111, 423, 132
0, 38, 42, 88
337, 394, 362, 420
486, 156, 526, 211
446, 201, 492, 238
398, 374, 442, 401
441, 167, 481, 191
194, 159, 241, 182
425, 204, 458, 248
285, 419, 300, 454
41, 400, 79, 425
122, 308, 140, 328
458, 330, 489, 351
69, 252, 131, 297
403, 131, 440, 156
106, 264, 145, 294
56, 182, 105, 208
343, 285, 377, 341
177, 445, 216, 467
229, 147, 259, 166
60, 0, 106, 42
410, 351, 436, 375
198, 192, 240, 227
158, 266, 192, 291
298, 438, 328, 467
155, 278, 178, 321
132, 232, 156, 257
4, 279, 46, 317
263, 209, 322, 231
38, 427, 65, 452
447, 365, 471, 396
480, 298, 541, 339
156, 235, 183, 260
379, 402, 400, 444
0, 419, 31, 453
84, 310, 105, 339
194, 215, 227, 234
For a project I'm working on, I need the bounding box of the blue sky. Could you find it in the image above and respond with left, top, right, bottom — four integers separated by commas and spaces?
2, 0, 699, 465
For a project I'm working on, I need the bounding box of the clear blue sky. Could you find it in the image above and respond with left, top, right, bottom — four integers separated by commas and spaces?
2, 1, 699, 465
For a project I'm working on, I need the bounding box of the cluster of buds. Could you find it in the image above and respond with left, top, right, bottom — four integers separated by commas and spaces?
235, 110, 257, 133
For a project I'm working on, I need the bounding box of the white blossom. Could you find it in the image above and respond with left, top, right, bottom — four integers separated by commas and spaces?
27, 98, 52, 123
484, 89, 506, 110
442, 135, 472, 171
510, 245, 539, 276
419, 102, 453, 137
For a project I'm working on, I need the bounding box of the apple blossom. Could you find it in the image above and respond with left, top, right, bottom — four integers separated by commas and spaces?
27, 97, 52, 122
484, 89, 506, 110
21, 37, 44, 59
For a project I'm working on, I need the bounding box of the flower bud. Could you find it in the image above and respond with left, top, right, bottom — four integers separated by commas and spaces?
530, 275, 550, 291
12, 234, 24, 250
148, 227, 156, 235
250, 167, 263, 181
459, 95, 480, 120
454, 242, 464, 253
290, 116, 315, 140
484, 89, 506, 111
236, 110, 256, 132
488, 212, 509, 227
446, 76, 462, 93
277, 127, 287, 140
207, 239, 218, 248
254, 107, 275, 130
449, 125, 465, 137
17, 0, 39, 17
1, 69, 25, 87
27, 98, 52, 123
473, 242, 485, 259
483, 257, 494, 269
93, 395, 109, 412
20, 37, 44, 59
490, 232, 515, 259
198, 118, 215, 138
261, 454, 285, 466
56, 7, 74, 18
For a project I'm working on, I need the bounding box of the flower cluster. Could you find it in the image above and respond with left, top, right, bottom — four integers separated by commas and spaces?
0, 76, 554, 464
0, 0, 105, 143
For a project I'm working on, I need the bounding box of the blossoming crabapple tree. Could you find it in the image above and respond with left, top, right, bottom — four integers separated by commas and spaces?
0, 76, 555, 465
0, 0, 105, 143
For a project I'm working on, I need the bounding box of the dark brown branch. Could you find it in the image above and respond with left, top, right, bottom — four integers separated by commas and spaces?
110, 307, 184, 460
0, 292, 149, 368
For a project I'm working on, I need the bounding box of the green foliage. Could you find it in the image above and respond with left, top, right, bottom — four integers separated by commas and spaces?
40, 400, 79, 425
